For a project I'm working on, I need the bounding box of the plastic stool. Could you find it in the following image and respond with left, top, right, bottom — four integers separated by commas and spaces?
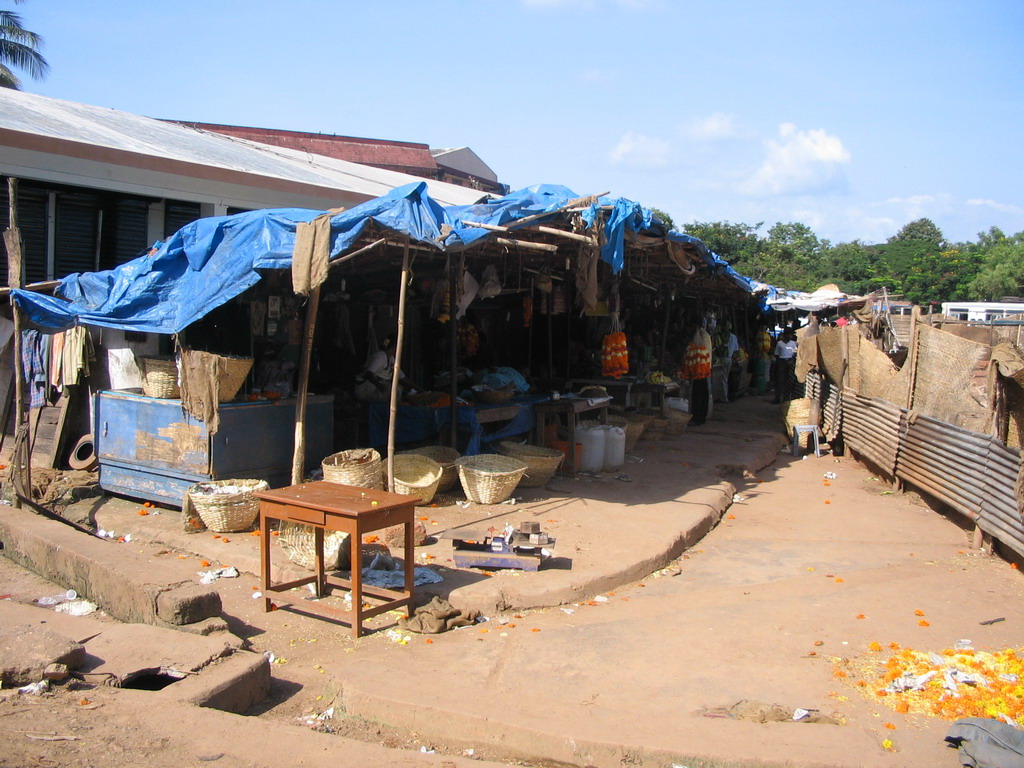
792, 425, 821, 457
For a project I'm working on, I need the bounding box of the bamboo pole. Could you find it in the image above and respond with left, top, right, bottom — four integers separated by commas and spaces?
448, 255, 459, 447
387, 239, 412, 491
5, 178, 27, 506
658, 290, 671, 370
461, 220, 596, 245
492, 237, 557, 253
290, 285, 321, 485
327, 237, 386, 268
904, 305, 921, 410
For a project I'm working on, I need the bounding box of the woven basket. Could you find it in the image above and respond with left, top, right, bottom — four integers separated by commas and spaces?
641, 412, 669, 441
215, 355, 253, 402
401, 445, 460, 492
322, 448, 383, 489
665, 410, 692, 435
782, 397, 815, 447
392, 454, 443, 504
139, 356, 180, 398
187, 478, 268, 532
277, 521, 349, 571
455, 454, 528, 504
497, 441, 564, 487
607, 413, 649, 451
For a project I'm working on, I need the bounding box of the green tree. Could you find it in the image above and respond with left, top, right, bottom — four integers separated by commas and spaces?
968, 231, 1024, 300
888, 217, 946, 248
649, 207, 675, 231
1, 1, 48, 89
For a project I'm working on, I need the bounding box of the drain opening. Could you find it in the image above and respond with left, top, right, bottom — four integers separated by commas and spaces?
120, 669, 186, 691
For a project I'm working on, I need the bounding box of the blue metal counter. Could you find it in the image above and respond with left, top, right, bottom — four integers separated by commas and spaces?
95, 389, 334, 506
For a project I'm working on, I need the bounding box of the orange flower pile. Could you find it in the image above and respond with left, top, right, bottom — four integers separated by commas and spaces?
847, 646, 1024, 725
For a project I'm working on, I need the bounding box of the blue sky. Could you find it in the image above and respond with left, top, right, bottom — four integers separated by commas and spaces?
13, 0, 1024, 246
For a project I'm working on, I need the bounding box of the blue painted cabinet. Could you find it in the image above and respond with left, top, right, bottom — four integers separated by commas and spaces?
95, 390, 334, 505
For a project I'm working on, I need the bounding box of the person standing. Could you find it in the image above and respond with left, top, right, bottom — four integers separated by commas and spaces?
772, 329, 798, 404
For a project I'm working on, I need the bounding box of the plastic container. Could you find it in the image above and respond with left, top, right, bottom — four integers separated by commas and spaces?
602, 425, 626, 470
579, 424, 606, 473
551, 440, 582, 473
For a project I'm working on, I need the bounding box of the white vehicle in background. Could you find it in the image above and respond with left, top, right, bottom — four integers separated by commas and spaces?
940, 302, 1024, 323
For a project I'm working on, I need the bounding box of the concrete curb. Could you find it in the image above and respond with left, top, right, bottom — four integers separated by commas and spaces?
0, 506, 223, 629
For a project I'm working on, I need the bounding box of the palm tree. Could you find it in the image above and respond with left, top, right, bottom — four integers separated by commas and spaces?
1, 1, 48, 89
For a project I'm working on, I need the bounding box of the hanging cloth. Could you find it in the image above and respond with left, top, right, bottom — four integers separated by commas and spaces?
291, 209, 341, 296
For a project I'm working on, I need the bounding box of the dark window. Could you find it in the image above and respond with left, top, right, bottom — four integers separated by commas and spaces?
165, 201, 201, 236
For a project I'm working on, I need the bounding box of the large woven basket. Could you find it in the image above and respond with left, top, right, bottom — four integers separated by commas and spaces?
782, 397, 815, 447
607, 413, 649, 451
187, 478, 268, 532
665, 410, 692, 435
139, 356, 180, 398
455, 454, 528, 504
392, 454, 443, 504
277, 521, 349, 571
400, 445, 460, 491
497, 441, 563, 487
215, 355, 253, 402
322, 448, 383, 489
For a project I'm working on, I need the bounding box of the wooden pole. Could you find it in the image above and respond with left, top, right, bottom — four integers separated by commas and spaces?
290, 285, 321, 485
387, 239, 412, 491
448, 255, 460, 448
904, 305, 921, 410
5, 177, 27, 506
659, 291, 671, 370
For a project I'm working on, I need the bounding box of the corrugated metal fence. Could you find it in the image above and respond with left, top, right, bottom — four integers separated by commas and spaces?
805, 335, 1024, 559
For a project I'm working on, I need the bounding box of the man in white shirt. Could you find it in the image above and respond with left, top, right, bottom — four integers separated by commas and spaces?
772, 329, 798, 404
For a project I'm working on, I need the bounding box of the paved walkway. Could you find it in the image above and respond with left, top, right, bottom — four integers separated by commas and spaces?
9, 392, 1024, 767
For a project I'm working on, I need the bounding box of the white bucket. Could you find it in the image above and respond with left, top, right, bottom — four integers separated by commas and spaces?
578, 425, 606, 473
602, 425, 626, 470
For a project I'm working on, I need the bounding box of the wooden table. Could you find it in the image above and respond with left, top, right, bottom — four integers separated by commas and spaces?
533, 396, 611, 476
255, 481, 420, 638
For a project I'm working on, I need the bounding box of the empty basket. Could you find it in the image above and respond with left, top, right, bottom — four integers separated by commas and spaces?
497, 441, 563, 487
215, 355, 253, 402
322, 448, 384, 489
455, 454, 528, 504
186, 478, 268, 533
391, 454, 443, 504
139, 356, 180, 398
400, 445, 460, 491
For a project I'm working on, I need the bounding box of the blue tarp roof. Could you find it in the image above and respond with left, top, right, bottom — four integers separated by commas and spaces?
11, 182, 765, 334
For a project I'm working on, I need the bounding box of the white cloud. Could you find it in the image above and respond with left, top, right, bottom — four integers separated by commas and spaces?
967, 198, 1024, 215
683, 112, 739, 141
738, 123, 851, 196
608, 131, 672, 169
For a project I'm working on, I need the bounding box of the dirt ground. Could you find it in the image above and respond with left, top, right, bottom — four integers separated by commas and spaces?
1, 397, 1022, 768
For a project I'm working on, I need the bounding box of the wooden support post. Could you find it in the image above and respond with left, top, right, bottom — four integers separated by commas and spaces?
448, 255, 461, 448
387, 240, 412, 491
659, 292, 671, 370
290, 285, 321, 485
5, 177, 27, 506
905, 305, 921, 410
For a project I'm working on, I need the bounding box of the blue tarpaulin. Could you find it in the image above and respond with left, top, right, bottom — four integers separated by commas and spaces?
11, 181, 768, 333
